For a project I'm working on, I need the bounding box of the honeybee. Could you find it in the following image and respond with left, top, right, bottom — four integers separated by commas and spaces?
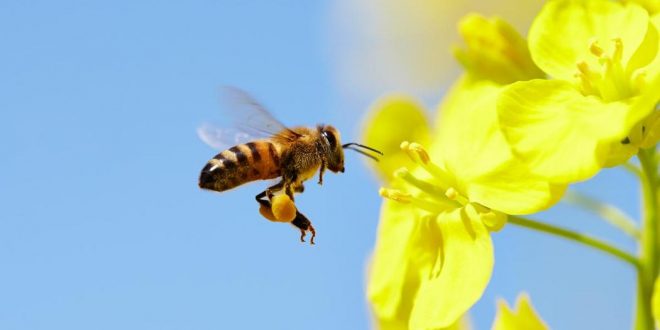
198, 87, 382, 244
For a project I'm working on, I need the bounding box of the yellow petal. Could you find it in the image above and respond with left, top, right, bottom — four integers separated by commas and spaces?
624, 0, 660, 14
368, 200, 437, 324
498, 79, 635, 183
363, 96, 431, 182
640, 109, 660, 148
434, 76, 566, 214
492, 293, 549, 330
409, 208, 494, 329
528, 0, 649, 80
468, 161, 567, 215
375, 314, 472, 330
626, 20, 659, 75
433, 76, 510, 182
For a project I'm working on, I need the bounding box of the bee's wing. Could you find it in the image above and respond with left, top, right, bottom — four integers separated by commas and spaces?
198, 87, 301, 150
219, 87, 300, 139
196, 123, 256, 150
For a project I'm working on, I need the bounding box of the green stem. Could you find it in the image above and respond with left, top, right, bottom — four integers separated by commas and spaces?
564, 190, 640, 239
508, 216, 640, 269
623, 161, 644, 179
635, 148, 659, 330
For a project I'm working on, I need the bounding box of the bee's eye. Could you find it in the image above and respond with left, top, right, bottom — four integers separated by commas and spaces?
323, 130, 337, 149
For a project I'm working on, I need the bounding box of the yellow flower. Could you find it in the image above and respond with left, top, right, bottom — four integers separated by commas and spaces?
497, 0, 660, 183
364, 76, 565, 329
453, 14, 545, 84
328, 0, 545, 96
492, 293, 549, 330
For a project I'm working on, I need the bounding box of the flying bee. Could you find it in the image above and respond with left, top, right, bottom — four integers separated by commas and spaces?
198, 87, 382, 244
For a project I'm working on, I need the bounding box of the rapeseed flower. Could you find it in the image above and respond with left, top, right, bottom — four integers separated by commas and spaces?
497, 0, 660, 183
364, 75, 564, 328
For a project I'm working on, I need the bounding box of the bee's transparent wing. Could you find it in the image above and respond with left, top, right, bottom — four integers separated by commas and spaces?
198, 87, 300, 150
220, 86, 294, 137
196, 123, 255, 150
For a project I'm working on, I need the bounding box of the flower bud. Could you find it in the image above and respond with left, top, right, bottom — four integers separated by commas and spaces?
453, 14, 544, 84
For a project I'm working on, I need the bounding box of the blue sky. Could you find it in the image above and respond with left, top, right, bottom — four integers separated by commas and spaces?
0, 1, 640, 329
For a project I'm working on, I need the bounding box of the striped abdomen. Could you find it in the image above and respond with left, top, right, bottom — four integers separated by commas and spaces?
199, 141, 282, 192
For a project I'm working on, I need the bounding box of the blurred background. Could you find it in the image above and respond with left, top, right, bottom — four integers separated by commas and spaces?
0, 1, 639, 329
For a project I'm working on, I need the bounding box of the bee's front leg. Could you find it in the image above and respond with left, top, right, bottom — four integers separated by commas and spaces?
318, 161, 326, 185
291, 211, 316, 245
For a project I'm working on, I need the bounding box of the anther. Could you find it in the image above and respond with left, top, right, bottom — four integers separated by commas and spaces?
379, 188, 412, 203
408, 143, 430, 164
401, 141, 430, 165
445, 187, 459, 200
589, 40, 604, 57
577, 61, 592, 76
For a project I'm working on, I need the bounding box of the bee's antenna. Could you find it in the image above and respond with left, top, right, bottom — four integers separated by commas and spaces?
342, 143, 383, 155
342, 143, 383, 161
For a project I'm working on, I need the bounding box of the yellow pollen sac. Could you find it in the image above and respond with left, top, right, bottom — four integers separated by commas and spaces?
258, 204, 278, 222
400, 141, 430, 165
589, 40, 604, 57
444, 186, 469, 206
379, 188, 412, 203
445, 187, 459, 200
271, 194, 297, 222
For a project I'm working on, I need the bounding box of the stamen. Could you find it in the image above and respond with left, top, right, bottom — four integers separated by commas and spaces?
445, 187, 469, 206
445, 187, 458, 200
400, 141, 429, 164
576, 37, 635, 101
394, 168, 444, 196
400, 141, 455, 188
408, 142, 430, 164
379, 188, 411, 203
589, 40, 604, 57
611, 38, 623, 63
380, 187, 448, 213
394, 168, 460, 209
576, 61, 598, 95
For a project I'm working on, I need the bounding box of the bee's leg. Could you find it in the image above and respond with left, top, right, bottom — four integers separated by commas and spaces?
293, 182, 305, 193
283, 177, 297, 201
318, 161, 326, 185
255, 190, 271, 208
264, 180, 285, 200
291, 211, 316, 245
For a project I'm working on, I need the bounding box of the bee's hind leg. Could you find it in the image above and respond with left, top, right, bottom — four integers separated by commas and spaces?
291, 211, 316, 245
255, 190, 271, 208
257, 180, 285, 205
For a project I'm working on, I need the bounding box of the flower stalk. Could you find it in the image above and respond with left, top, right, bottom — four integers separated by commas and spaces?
636, 148, 659, 330
508, 216, 641, 269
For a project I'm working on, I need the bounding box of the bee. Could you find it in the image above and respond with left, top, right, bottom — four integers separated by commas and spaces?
198, 87, 382, 244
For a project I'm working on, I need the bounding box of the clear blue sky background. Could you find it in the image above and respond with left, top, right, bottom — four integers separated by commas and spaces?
0, 1, 640, 329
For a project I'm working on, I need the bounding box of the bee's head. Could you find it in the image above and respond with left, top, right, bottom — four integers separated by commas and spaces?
319, 125, 345, 173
